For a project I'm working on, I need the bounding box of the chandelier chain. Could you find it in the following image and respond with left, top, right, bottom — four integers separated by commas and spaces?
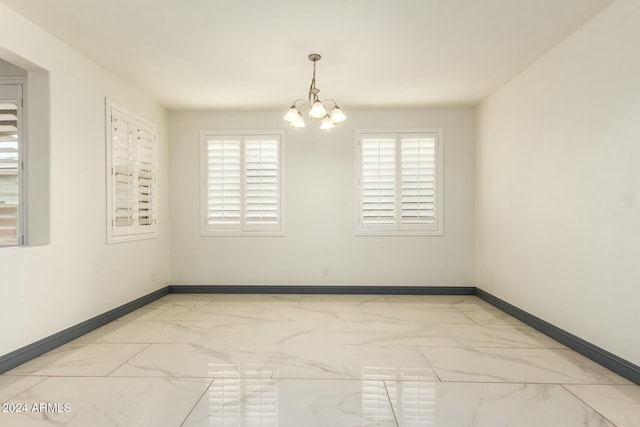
308, 59, 318, 104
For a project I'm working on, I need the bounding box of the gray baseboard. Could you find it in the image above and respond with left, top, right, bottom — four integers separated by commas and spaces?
169, 285, 476, 295
0, 287, 169, 375
2, 284, 638, 387
475, 288, 640, 385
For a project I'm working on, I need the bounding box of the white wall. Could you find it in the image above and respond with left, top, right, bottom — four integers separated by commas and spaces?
0, 4, 170, 356
0, 57, 26, 76
170, 108, 475, 286
476, 0, 640, 365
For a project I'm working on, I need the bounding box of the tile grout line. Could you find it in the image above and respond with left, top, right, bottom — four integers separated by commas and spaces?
0, 376, 49, 403
455, 306, 482, 325
179, 377, 216, 427
105, 343, 152, 377
416, 347, 443, 382
560, 384, 620, 427
382, 379, 400, 427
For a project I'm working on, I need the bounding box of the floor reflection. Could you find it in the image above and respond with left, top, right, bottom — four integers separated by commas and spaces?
385, 380, 436, 426
363, 366, 435, 425
208, 364, 278, 426
362, 373, 396, 423
203, 364, 435, 425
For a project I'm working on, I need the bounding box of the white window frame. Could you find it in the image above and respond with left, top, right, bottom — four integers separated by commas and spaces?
200, 130, 286, 237
105, 98, 158, 243
355, 128, 444, 236
0, 79, 27, 248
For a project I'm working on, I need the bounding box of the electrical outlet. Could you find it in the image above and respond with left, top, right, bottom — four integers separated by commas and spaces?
323, 268, 329, 277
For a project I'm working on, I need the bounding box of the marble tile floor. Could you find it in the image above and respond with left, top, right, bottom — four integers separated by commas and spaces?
0, 294, 639, 426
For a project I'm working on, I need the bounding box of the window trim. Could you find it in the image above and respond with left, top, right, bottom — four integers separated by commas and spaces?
0, 78, 27, 248
105, 98, 159, 243
200, 130, 286, 237
354, 128, 444, 236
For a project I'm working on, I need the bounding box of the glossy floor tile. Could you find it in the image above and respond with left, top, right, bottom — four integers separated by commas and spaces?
7, 343, 147, 376
460, 307, 523, 325
182, 379, 397, 427
111, 343, 437, 381
420, 346, 630, 384
271, 344, 437, 381
1, 294, 639, 426
0, 376, 46, 403
441, 323, 566, 348
385, 382, 614, 427
564, 384, 640, 427
1, 377, 211, 426
111, 343, 280, 378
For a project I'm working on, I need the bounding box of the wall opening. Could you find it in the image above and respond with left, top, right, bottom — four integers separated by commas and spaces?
0, 53, 50, 246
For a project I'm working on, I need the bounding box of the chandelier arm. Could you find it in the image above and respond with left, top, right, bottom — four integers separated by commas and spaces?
322, 99, 338, 109
291, 99, 311, 110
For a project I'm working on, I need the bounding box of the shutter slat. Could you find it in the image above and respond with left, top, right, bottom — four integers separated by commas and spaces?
109, 104, 158, 238
207, 139, 242, 225
111, 116, 135, 229
400, 135, 438, 225
0, 95, 20, 246
243, 139, 279, 225
360, 137, 396, 225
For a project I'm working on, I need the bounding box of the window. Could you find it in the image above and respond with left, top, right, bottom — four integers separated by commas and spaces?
106, 99, 158, 243
201, 131, 285, 236
0, 82, 24, 247
355, 129, 443, 235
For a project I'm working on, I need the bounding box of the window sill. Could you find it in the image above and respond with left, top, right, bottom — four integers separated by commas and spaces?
107, 233, 159, 244
200, 231, 285, 237
355, 230, 443, 237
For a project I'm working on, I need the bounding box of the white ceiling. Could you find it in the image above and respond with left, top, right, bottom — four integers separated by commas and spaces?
1, 0, 613, 110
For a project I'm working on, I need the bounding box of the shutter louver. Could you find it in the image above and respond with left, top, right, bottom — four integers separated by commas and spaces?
0, 98, 21, 246
361, 136, 397, 226
206, 138, 241, 229
111, 115, 135, 228
400, 134, 437, 225
244, 137, 279, 229
137, 127, 156, 226
107, 100, 158, 242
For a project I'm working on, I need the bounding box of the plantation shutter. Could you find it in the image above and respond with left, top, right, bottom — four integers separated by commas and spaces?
202, 132, 283, 234
244, 136, 280, 231
205, 137, 242, 230
0, 84, 22, 247
357, 130, 442, 235
399, 133, 438, 229
360, 135, 397, 228
107, 100, 158, 242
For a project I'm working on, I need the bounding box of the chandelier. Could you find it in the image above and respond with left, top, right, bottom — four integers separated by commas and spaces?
283, 54, 346, 129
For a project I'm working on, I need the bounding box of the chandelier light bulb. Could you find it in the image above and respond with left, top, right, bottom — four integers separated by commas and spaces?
320, 115, 336, 130
330, 106, 346, 123
309, 101, 327, 119
290, 115, 306, 128
283, 106, 299, 122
